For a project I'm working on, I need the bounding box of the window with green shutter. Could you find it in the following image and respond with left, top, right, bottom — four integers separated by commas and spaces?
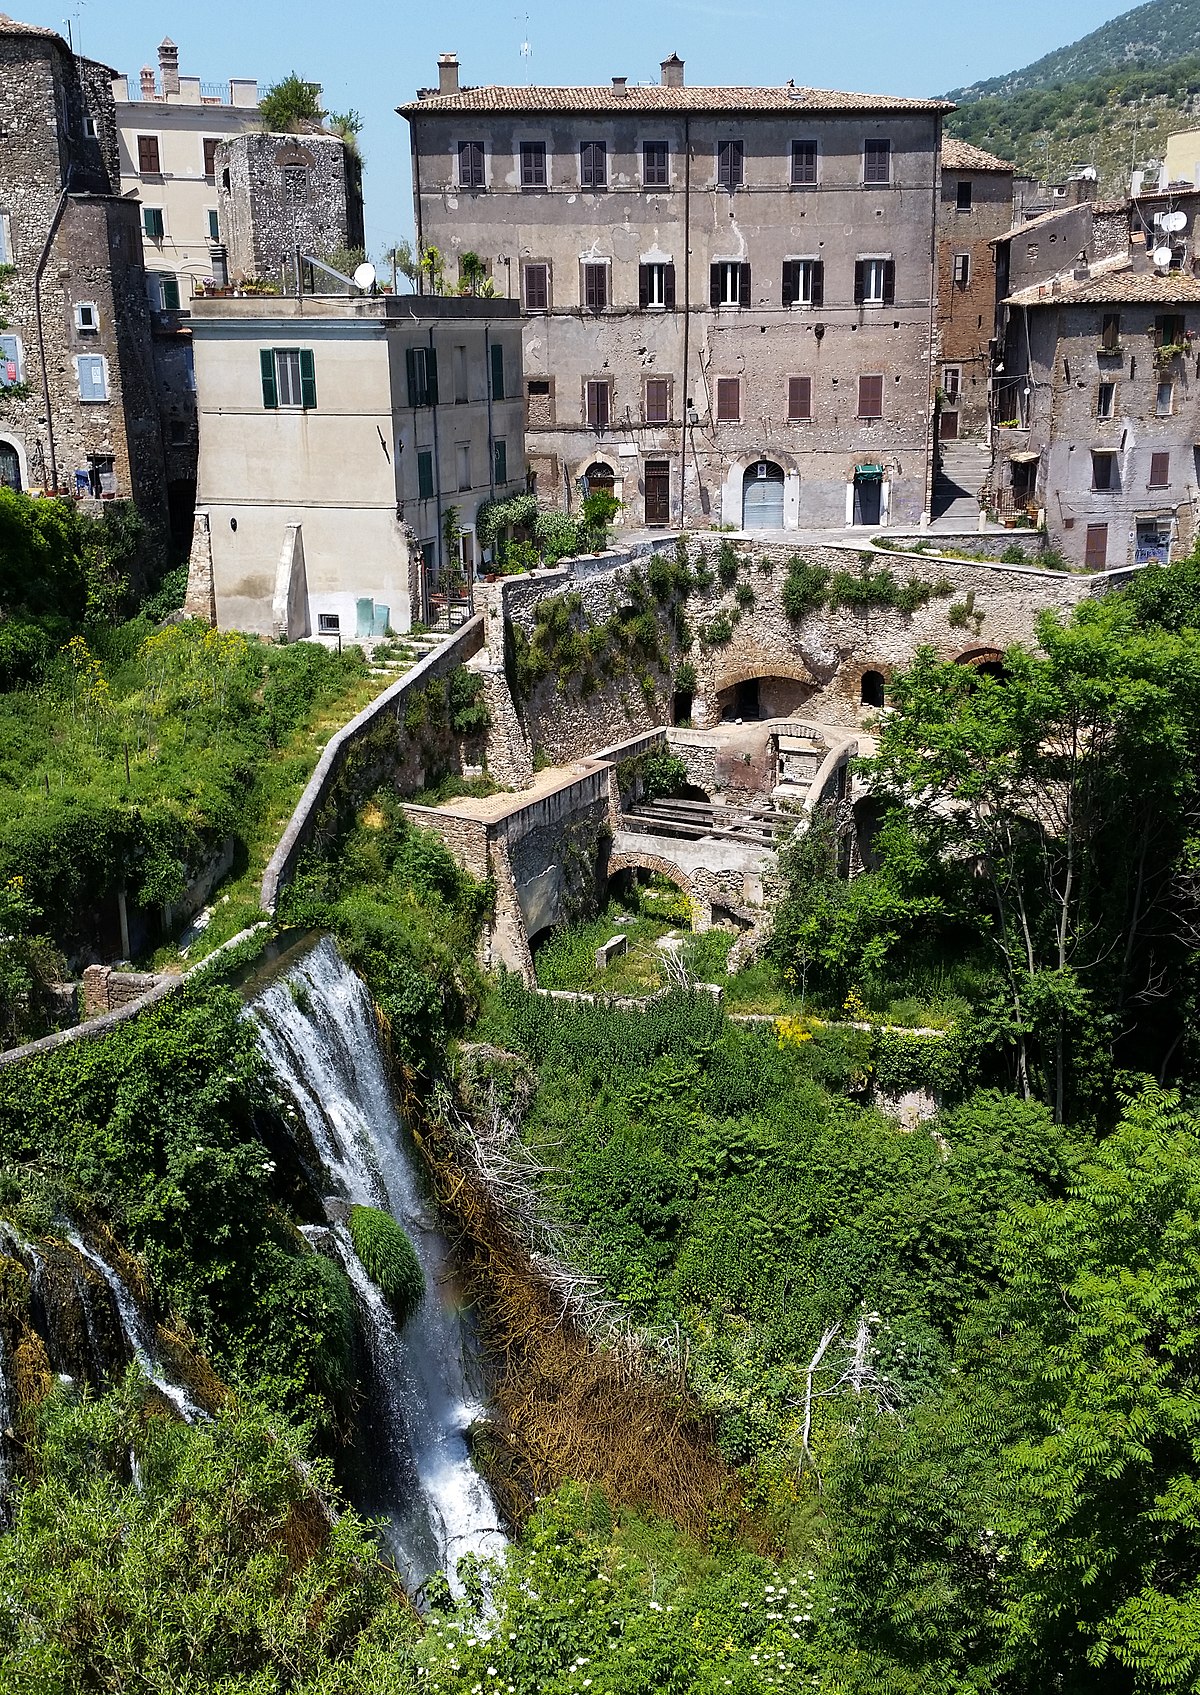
260, 348, 278, 409
493, 438, 507, 485
299, 348, 316, 409
406, 345, 439, 407
417, 450, 434, 499
490, 341, 505, 400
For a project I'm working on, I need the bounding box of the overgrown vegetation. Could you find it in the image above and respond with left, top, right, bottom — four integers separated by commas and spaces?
348, 1205, 425, 1323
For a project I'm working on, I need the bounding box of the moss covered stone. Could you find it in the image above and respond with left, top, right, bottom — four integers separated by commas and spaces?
348, 1206, 425, 1325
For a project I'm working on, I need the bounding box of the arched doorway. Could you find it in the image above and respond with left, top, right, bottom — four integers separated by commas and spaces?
956, 647, 1007, 683
860, 669, 885, 707
583, 461, 615, 498
0, 441, 21, 491
742, 460, 785, 529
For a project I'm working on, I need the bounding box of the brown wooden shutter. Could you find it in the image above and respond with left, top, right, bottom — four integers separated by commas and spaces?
663, 264, 676, 309
788, 376, 811, 420
716, 377, 740, 421
1150, 450, 1170, 486
638, 265, 650, 310
782, 261, 798, 307
1085, 523, 1108, 569
858, 375, 883, 417
882, 259, 896, 305
853, 262, 865, 306
739, 263, 751, 305
524, 264, 548, 311
138, 135, 160, 173
811, 261, 824, 307
710, 264, 722, 308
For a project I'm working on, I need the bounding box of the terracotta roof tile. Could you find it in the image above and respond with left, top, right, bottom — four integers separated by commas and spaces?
1006, 264, 1200, 306
941, 136, 1012, 172
398, 83, 954, 117
0, 11, 64, 40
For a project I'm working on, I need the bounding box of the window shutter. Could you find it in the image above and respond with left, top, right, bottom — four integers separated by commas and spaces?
859, 374, 883, 416
490, 341, 505, 401
299, 348, 316, 410
405, 347, 419, 408
1150, 450, 1170, 486
709, 264, 722, 308
731, 139, 743, 185
782, 262, 797, 307
811, 261, 824, 307
663, 264, 676, 309
853, 262, 865, 306
494, 439, 507, 484
739, 263, 751, 306
425, 348, 439, 406
882, 260, 896, 306
260, 348, 278, 409
638, 265, 650, 310
788, 376, 811, 420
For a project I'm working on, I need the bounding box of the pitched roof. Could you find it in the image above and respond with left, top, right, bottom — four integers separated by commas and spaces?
398, 83, 954, 117
0, 12, 64, 41
1006, 264, 1200, 306
941, 136, 1012, 172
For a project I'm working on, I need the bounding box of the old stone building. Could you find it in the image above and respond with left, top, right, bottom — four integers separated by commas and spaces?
216, 131, 365, 287
400, 54, 950, 531
935, 138, 1013, 440
187, 293, 524, 636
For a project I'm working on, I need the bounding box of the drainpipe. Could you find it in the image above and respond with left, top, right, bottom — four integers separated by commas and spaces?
922, 125, 940, 526
429, 324, 445, 591
678, 114, 691, 527
34, 185, 73, 495
485, 324, 495, 499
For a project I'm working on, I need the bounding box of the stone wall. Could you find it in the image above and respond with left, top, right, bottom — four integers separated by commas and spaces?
82, 965, 173, 1018
217, 131, 362, 284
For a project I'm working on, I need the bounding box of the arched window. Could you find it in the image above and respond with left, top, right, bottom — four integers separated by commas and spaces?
583, 461, 615, 496
860, 669, 885, 707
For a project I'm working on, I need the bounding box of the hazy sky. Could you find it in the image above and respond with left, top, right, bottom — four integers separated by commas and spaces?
19, 0, 1134, 251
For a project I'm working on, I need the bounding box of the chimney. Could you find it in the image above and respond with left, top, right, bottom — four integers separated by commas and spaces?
611, 75, 628, 98
158, 37, 179, 96
438, 53, 459, 96
139, 65, 156, 99
661, 52, 684, 88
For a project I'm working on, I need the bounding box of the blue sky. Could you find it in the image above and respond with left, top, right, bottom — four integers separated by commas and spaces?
22, 0, 1134, 250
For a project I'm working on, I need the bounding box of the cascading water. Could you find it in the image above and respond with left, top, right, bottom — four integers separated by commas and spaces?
65, 1233, 201, 1422
250, 935, 507, 1597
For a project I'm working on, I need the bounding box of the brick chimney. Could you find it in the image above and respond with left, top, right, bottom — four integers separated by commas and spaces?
611, 75, 628, 98
438, 53, 459, 96
661, 52, 684, 88
158, 37, 179, 96
139, 64, 156, 99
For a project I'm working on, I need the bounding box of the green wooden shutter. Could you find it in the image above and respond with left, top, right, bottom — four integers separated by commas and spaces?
493, 439, 507, 484
260, 348, 277, 409
299, 348, 317, 409
426, 348, 439, 406
405, 346, 419, 407
490, 341, 505, 400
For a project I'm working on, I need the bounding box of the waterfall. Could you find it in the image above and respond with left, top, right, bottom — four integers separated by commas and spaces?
250, 935, 507, 1598
64, 1233, 201, 1422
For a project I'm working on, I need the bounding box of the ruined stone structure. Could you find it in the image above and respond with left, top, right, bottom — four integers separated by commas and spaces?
216, 131, 365, 287
0, 15, 166, 522
400, 53, 949, 531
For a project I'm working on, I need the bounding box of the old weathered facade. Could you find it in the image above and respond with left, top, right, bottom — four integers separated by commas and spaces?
936, 138, 1013, 441
216, 131, 365, 287
400, 54, 949, 532
0, 14, 166, 522
187, 293, 525, 636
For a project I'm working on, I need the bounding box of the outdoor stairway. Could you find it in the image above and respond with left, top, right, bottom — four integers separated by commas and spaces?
930, 439, 990, 527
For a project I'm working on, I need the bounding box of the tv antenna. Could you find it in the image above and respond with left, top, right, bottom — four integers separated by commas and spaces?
517, 12, 532, 60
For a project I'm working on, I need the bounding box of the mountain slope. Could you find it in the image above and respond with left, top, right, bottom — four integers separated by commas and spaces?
948, 0, 1200, 101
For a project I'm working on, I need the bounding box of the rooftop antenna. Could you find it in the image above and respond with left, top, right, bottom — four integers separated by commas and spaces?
517, 12, 532, 60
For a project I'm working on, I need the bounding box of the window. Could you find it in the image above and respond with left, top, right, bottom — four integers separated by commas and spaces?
456, 442, 471, 492
1156, 380, 1174, 416
858, 374, 884, 417
259, 347, 315, 409
1091, 450, 1118, 490
0, 212, 12, 266
523, 262, 549, 311
1156, 313, 1186, 346
527, 377, 553, 426
84, 116, 97, 139
203, 137, 220, 177
580, 141, 607, 188
458, 140, 485, 188
710, 260, 750, 308
417, 449, 434, 499
74, 301, 99, 332
1101, 312, 1121, 350
1085, 522, 1108, 569
207, 209, 219, 242
864, 138, 891, 184
715, 377, 740, 422
137, 134, 161, 174
791, 139, 818, 185
787, 376, 812, 421
1150, 450, 1170, 487
490, 341, 506, 401
520, 141, 546, 187
318, 613, 341, 635
282, 164, 309, 202
405, 345, 439, 407
854, 258, 895, 305
942, 365, 961, 403
0, 334, 22, 388
643, 140, 669, 186
1097, 381, 1115, 418
782, 258, 823, 306
717, 139, 744, 189
156, 275, 180, 311
75, 354, 109, 402
582, 262, 609, 310
639, 262, 675, 309
493, 438, 508, 484
585, 379, 611, 430
454, 345, 468, 403
955, 178, 972, 210
952, 252, 971, 288
143, 207, 165, 240
644, 376, 669, 423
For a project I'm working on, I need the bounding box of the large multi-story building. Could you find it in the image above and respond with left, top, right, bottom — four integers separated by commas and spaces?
936, 138, 1013, 441
111, 40, 260, 309
0, 15, 166, 521
400, 54, 950, 532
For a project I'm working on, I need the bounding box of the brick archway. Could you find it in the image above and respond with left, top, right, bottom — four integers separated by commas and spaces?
955, 646, 1006, 668
608, 851, 705, 929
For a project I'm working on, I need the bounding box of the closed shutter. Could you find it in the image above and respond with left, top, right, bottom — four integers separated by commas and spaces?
1150, 450, 1170, 486
858, 374, 883, 417
782, 261, 798, 307
716, 377, 740, 421
788, 376, 811, 420
1085, 523, 1108, 569
260, 348, 278, 409
853, 262, 865, 306
405, 346, 419, 408
490, 341, 505, 401
638, 265, 650, 310
523, 264, 548, 311
718, 139, 743, 187
425, 348, 439, 406
739, 263, 751, 306
584, 265, 607, 310
494, 439, 507, 484
299, 348, 317, 409
417, 450, 433, 499
663, 264, 676, 309
882, 259, 896, 306
709, 264, 722, 308
811, 261, 824, 307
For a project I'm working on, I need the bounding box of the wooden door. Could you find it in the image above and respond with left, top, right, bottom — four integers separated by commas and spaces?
939, 408, 959, 440
1084, 523, 1108, 570
644, 459, 670, 526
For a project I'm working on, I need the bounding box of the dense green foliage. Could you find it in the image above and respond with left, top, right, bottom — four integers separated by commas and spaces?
348, 1205, 425, 1323
258, 73, 325, 131
948, 0, 1200, 99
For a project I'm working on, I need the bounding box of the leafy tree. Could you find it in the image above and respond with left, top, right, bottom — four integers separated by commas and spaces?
258, 73, 324, 133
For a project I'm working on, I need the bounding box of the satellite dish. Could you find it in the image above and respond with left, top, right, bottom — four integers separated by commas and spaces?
1164, 210, 1188, 233
1153, 245, 1174, 268
353, 261, 377, 291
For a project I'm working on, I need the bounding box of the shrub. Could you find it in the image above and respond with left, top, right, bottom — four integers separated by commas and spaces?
734, 580, 756, 612
1000, 543, 1027, 564
717, 540, 739, 589
348, 1205, 425, 1323
674, 660, 697, 693
782, 555, 830, 621
533, 509, 579, 564
700, 612, 734, 647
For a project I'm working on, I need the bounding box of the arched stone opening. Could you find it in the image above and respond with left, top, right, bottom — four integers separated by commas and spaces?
715, 662, 817, 723
860, 668, 886, 708
0, 436, 26, 492
742, 459, 785, 529
956, 646, 1007, 683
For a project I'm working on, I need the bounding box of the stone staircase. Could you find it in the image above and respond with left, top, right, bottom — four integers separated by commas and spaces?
931, 438, 991, 528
